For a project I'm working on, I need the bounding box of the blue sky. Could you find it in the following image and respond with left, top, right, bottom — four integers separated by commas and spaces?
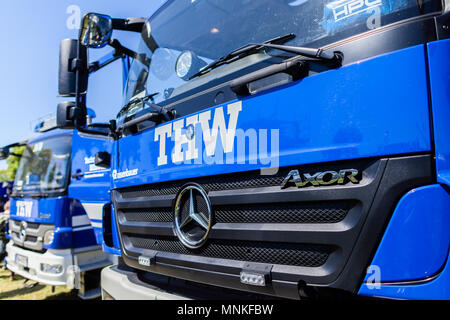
0, 0, 165, 170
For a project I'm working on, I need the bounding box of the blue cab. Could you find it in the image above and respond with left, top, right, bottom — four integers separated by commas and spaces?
56, 0, 450, 300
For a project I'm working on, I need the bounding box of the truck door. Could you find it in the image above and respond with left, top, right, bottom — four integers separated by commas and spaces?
68, 131, 113, 246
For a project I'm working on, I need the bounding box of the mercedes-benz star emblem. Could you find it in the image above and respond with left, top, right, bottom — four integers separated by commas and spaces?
173, 184, 213, 249
19, 221, 27, 242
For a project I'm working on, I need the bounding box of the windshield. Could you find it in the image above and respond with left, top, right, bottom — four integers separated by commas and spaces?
13, 135, 72, 196
120, 0, 441, 122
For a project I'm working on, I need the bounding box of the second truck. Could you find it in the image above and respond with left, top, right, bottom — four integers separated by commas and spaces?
1, 114, 114, 298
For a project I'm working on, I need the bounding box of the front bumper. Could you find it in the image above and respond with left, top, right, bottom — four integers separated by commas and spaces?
6, 241, 72, 286
101, 265, 190, 300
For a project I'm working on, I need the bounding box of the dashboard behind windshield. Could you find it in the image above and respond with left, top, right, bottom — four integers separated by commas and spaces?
119, 0, 441, 123
13, 135, 72, 197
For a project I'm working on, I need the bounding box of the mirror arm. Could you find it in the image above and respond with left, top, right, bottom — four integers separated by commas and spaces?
89, 55, 121, 73
109, 39, 150, 67
2, 141, 27, 151
60, 103, 113, 138
0, 140, 27, 160
70, 58, 85, 72
6, 141, 27, 149
111, 17, 146, 32
9, 153, 23, 158
88, 122, 114, 129
76, 126, 111, 137
77, 120, 117, 138
109, 39, 138, 59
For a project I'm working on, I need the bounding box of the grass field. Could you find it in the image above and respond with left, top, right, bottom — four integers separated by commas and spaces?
0, 264, 80, 300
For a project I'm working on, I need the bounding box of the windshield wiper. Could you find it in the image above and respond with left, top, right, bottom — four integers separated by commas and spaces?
190, 33, 343, 80
117, 92, 160, 117
118, 98, 177, 132
118, 92, 176, 123
189, 33, 296, 80
228, 44, 342, 96
245, 42, 343, 65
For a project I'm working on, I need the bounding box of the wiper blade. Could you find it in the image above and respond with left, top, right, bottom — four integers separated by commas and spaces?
117, 92, 160, 117
227, 45, 342, 96
189, 33, 296, 80
140, 101, 176, 123
118, 100, 177, 132
246, 43, 343, 65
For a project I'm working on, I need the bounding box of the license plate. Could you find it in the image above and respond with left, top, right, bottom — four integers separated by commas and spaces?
15, 254, 28, 268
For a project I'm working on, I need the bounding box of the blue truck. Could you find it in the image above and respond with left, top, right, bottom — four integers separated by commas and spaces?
0, 181, 13, 261
0, 181, 13, 211
56, 0, 450, 300
0, 115, 114, 299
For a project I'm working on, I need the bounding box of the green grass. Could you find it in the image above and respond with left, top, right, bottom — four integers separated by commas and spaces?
0, 264, 80, 300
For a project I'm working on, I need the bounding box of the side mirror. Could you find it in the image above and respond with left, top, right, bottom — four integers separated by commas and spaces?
57, 101, 85, 129
95, 152, 111, 168
58, 39, 88, 97
79, 13, 113, 48
0, 148, 9, 160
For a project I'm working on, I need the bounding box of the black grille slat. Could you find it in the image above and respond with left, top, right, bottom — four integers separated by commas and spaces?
13, 220, 40, 229
26, 223, 39, 229
215, 202, 351, 224
11, 232, 38, 243
120, 201, 351, 224
25, 235, 38, 242
122, 208, 173, 223
118, 168, 291, 199
127, 235, 330, 267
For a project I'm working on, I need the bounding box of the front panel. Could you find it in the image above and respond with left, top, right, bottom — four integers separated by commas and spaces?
112, 45, 434, 298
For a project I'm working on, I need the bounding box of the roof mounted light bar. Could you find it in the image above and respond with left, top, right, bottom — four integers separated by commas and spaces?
32, 113, 58, 133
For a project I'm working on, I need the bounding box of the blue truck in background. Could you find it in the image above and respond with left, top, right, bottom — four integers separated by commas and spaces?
0, 115, 115, 299
56, 0, 450, 300
0, 181, 13, 211
0, 181, 13, 261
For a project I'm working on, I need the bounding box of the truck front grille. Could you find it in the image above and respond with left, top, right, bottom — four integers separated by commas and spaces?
9, 220, 53, 252
113, 160, 377, 273
112, 155, 433, 298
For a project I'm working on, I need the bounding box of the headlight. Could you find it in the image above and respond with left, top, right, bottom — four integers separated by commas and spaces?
175, 50, 207, 80
43, 230, 54, 245
175, 51, 194, 79
40, 263, 63, 274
